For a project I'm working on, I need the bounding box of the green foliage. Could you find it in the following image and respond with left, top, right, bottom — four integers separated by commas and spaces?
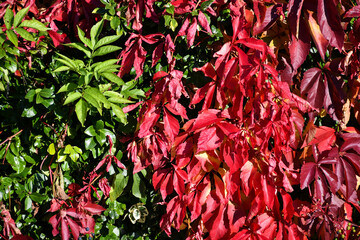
0, 4, 160, 240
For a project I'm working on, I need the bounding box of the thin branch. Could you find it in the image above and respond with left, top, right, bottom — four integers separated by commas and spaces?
0, 129, 23, 147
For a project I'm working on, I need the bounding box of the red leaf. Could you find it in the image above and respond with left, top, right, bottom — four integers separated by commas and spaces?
190, 82, 213, 106
197, 126, 224, 153
49, 214, 60, 236
11, 235, 34, 240
165, 34, 175, 64
160, 171, 174, 200
344, 5, 360, 18
317, 0, 344, 50
289, 18, 311, 71
133, 0, 144, 31
305, 10, 328, 60
152, 42, 164, 67
300, 162, 316, 190
240, 161, 255, 196
67, 183, 81, 197
66, 216, 81, 240
202, 192, 228, 239
342, 159, 357, 200
302, 126, 336, 152
253, 2, 282, 35
188, 109, 224, 132
61, 218, 70, 240
152, 168, 168, 190
83, 203, 106, 215
187, 17, 197, 47
261, 175, 275, 208
48, 30, 69, 48
99, 178, 111, 197
173, 170, 185, 197
48, 199, 62, 212
301, 67, 324, 109
280, 189, 294, 222
320, 166, 339, 194
138, 103, 161, 138
288, 0, 304, 39
177, 17, 190, 36
198, 11, 212, 35
314, 169, 328, 202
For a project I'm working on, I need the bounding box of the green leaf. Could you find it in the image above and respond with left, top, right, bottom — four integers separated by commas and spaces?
25, 89, 36, 102
24, 155, 35, 164
22, 107, 37, 118
84, 72, 93, 85
85, 87, 111, 108
200, 0, 214, 11
85, 137, 96, 150
6, 30, 18, 47
64, 144, 73, 154
103, 91, 123, 98
108, 97, 134, 104
25, 196, 32, 211
54, 65, 70, 73
36, 94, 44, 104
47, 143, 56, 155
57, 150, 67, 162
75, 98, 88, 126
69, 149, 79, 162
14, 6, 30, 27
7, 46, 20, 56
39, 88, 53, 98
95, 120, 104, 130
132, 173, 146, 199
56, 53, 78, 70
111, 103, 127, 124
96, 65, 120, 74
110, 16, 120, 30
1, 177, 12, 187
6, 153, 26, 173
166, 5, 175, 15
63, 42, 91, 58
94, 35, 121, 50
10, 142, 19, 156
164, 15, 172, 27
90, 19, 104, 47
92, 59, 119, 71
63, 91, 82, 105
95, 129, 107, 146
41, 98, 54, 108
15, 27, 35, 41
101, 72, 124, 86
92, 45, 121, 57
170, 18, 178, 32
57, 83, 78, 93
116, 150, 123, 161
30, 192, 47, 202
110, 172, 129, 201
85, 125, 97, 136
19, 19, 50, 31
122, 89, 145, 99
4, 7, 14, 30
84, 89, 102, 112
77, 26, 92, 50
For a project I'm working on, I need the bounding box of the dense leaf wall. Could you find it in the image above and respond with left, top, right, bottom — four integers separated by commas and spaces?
1, 0, 360, 239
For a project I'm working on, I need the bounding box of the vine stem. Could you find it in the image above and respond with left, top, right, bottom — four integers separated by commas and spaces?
0, 129, 23, 147
1, 129, 23, 164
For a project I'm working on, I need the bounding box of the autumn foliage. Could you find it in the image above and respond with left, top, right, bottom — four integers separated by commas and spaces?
2, 0, 360, 239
